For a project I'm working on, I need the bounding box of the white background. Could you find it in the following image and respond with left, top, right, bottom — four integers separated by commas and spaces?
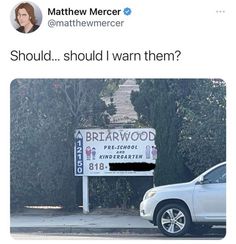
0, 0, 235, 243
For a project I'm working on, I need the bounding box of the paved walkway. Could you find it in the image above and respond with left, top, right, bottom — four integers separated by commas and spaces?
10, 209, 157, 234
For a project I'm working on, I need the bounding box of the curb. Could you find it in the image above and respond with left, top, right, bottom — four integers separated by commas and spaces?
10, 227, 159, 234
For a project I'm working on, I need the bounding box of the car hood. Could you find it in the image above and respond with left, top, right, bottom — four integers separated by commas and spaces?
152, 181, 195, 192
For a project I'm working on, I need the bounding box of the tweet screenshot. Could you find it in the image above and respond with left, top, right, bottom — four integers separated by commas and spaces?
1, 0, 235, 242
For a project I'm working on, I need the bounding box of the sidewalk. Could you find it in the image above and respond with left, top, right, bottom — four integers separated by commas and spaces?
10, 208, 158, 234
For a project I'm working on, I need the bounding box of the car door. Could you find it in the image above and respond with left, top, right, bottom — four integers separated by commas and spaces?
193, 164, 226, 222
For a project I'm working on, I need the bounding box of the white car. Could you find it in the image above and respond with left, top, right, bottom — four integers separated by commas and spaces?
140, 162, 226, 237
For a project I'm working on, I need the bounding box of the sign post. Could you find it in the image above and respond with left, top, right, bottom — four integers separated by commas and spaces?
74, 128, 157, 213
82, 176, 89, 214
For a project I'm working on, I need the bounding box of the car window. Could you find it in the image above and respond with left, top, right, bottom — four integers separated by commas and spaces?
204, 165, 226, 184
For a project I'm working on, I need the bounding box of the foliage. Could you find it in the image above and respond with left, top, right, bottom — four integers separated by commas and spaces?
115, 177, 133, 209
10, 79, 115, 211
89, 177, 134, 209
101, 79, 125, 97
178, 79, 226, 175
89, 177, 113, 208
131, 79, 226, 185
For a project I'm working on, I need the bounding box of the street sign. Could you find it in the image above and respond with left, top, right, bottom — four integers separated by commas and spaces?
74, 128, 157, 176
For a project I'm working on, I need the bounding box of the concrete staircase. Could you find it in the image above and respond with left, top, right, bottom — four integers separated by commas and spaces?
109, 79, 139, 124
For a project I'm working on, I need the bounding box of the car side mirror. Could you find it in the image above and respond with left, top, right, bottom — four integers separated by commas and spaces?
196, 175, 209, 185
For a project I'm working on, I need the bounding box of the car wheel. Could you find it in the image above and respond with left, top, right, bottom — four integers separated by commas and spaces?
156, 203, 191, 237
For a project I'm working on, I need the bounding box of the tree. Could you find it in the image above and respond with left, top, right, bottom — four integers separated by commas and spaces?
178, 79, 226, 175
10, 79, 116, 211
131, 79, 193, 186
131, 79, 226, 185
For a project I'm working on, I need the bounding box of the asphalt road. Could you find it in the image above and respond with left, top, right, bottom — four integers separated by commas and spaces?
11, 231, 226, 240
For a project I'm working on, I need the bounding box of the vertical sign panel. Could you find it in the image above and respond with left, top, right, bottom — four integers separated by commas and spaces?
75, 130, 84, 175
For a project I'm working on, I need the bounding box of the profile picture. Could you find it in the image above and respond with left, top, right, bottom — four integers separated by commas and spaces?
11, 2, 42, 33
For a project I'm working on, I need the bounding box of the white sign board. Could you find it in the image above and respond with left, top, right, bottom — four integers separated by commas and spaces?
74, 128, 157, 176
